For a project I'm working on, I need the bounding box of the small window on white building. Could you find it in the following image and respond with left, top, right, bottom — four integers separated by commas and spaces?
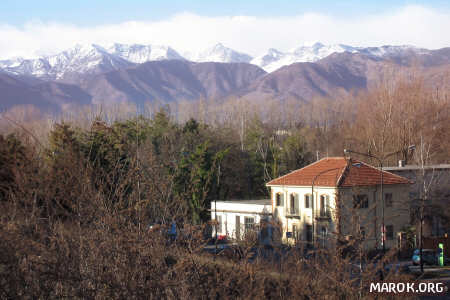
409, 192, 418, 200
290, 193, 299, 214
217, 215, 222, 234
385, 193, 393, 207
292, 224, 298, 240
244, 217, 255, 232
353, 194, 368, 209
305, 194, 311, 208
276, 193, 284, 207
306, 224, 313, 242
320, 227, 328, 247
320, 195, 330, 217
360, 226, 365, 240
386, 225, 394, 240
321, 226, 327, 238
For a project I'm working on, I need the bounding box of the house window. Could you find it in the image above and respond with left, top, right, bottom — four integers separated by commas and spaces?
225, 218, 228, 235
236, 216, 241, 240
305, 194, 311, 208
216, 215, 222, 234
320, 195, 330, 217
321, 226, 327, 237
244, 217, 255, 232
386, 225, 394, 240
276, 193, 284, 207
360, 226, 365, 240
409, 192, 418, 200
305, 224, 313, 242
353, 194, 368, 209
385, 193, 393, 207
290, 193, 299, 214
292, 224, 298, 240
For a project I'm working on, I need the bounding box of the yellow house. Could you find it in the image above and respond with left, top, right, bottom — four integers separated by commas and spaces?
266, 157, 412, 250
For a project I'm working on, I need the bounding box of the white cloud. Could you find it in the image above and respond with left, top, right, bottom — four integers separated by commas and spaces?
0, 5, 449, 59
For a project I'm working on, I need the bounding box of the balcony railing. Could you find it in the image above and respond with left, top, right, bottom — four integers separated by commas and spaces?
286, 207, 300, 218
316, 210, 331, 220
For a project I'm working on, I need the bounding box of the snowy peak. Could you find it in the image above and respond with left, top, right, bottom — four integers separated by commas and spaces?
289, 43, 358, 62
359, 45, 426, 57
188, 43, 253, 63
45, 43, 131, 78
250, 48, 285, 69
107, 43, 184, 63
5, 43, 132, 81
0, 57, 25, 69
252, 43, 422, 72
0, 43, 185, 81
252, 43, 360, 72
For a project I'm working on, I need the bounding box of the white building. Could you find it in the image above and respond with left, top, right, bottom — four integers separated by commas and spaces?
210, 199, 272, 240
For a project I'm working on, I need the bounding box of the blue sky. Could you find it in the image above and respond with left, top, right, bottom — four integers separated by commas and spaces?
2, 0, 449, 26
0, 1, 449, 59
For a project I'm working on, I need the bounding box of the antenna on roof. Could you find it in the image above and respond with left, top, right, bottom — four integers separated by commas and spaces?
316, 150, 319, 161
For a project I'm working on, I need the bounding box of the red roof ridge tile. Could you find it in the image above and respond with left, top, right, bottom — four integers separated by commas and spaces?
267, 157, 348, 186
266, 157, 327, 186
267, 156, 411, 187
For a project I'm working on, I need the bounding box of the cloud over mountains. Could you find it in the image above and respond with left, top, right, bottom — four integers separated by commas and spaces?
1, 5, 449, 60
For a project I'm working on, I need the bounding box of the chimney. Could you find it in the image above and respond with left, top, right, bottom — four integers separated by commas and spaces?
398, 160, 405, 167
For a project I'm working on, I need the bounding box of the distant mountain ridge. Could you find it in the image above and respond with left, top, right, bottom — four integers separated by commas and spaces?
80, 60, 266, 105
0, 72, 91, 113
0, 44, 134, 83
241, 48, 450, 101
250, 42, 431, 72
0, 42, 432, 81
183, 43, 253, 63
0, 43, 449, 114
107, 43, 185, 63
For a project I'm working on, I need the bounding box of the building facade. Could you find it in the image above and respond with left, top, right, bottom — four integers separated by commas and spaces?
210, 199, 272, 241
211, 157, 412, 250
384, 163, 450, 238
267, 157, 411, 249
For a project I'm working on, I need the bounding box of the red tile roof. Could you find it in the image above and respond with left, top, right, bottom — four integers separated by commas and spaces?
266, 157, 411, 187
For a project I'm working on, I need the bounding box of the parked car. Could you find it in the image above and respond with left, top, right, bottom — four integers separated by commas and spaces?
411, 249, 450, 266
412, 249, 437, 265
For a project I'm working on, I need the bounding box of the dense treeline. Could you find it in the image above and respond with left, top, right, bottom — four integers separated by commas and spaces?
1, 77, 449, 224
0, 109, 314, 225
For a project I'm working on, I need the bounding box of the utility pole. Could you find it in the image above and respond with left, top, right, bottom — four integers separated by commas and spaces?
214, 163, 221, 258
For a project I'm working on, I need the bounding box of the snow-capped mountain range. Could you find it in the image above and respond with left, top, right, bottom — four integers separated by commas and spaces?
0, 44, 133, 81
250, 42, 428, 72
0, 42, 428, 81
183, 43, 252, 63
251, 43, 360, 72
107, 43, 184, 63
